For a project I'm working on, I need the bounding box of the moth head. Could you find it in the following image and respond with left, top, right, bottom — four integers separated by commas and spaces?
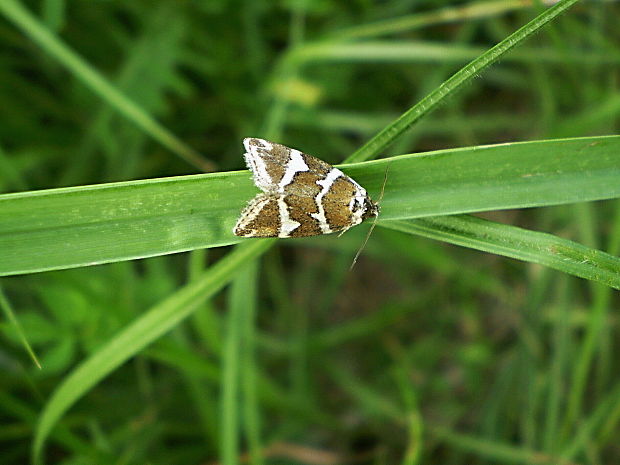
362, 197, 379, 220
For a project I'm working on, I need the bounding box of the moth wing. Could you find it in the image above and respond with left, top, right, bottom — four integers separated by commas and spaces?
243, 138, 334, 196
276, 180, 369, 238
281, 193, 324, 237
233, 194, 282, 237
238, 138, 376, 239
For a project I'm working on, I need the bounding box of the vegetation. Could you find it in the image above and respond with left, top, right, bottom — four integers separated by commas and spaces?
0, 0, 618, 464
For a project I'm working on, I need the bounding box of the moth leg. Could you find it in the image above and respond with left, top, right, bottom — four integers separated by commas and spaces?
337, 226, 351, 237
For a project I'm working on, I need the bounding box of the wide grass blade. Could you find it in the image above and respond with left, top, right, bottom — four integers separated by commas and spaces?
1, 135, 619, 276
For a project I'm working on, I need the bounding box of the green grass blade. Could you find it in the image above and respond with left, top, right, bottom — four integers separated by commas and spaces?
334, 0, 531, 40
0, 171, 246, 276
345, 0, 581, 162
562, 204, 620, 437
382, 215, 620, 289
403, 412, 423, 465
239, 263, 263, 465
430, 426, 569, 465
221, 261, 262, 465
0, 143, 28, 191
41, 0, 64, 31
0, 285, 41, 368
32, 240, 272, 465
544, 277, 570, 453
1, 135, 619, 276
294, 41, 620, 66
221, 267, 249, 465
0, 0, 211, 171
560, 382, 620, 461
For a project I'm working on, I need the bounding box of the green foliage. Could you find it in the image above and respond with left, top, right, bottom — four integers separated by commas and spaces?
0, 0, 618, 464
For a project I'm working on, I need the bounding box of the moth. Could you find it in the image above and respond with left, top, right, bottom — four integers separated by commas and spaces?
233, 138, 379, 238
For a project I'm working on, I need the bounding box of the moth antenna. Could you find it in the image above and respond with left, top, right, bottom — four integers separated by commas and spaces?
350, 164, 389, 270
349, 212, 378, 270
377, 163, 389, 204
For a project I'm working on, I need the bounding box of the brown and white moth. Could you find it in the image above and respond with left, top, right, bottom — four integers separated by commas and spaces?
233, 138, 379, 238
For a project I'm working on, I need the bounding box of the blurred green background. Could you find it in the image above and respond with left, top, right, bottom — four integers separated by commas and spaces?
1, 0, 619, 464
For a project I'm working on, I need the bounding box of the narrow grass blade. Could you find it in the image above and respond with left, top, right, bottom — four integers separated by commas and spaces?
221, 262, 262, 465
382, 215, 620, 290
560, 382, 620, 461
430, 426, 572, 465
221, 270, 246, 465
334, 0, 533, 40
562, 204, 620, 436
0, 285, 41, 368
239, 263, 263, 465
0, 0, 211, 171
294, 41, 620, 66
0, 144, 28, 192
344, 0, 581, 162
32, 240, 273, 465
